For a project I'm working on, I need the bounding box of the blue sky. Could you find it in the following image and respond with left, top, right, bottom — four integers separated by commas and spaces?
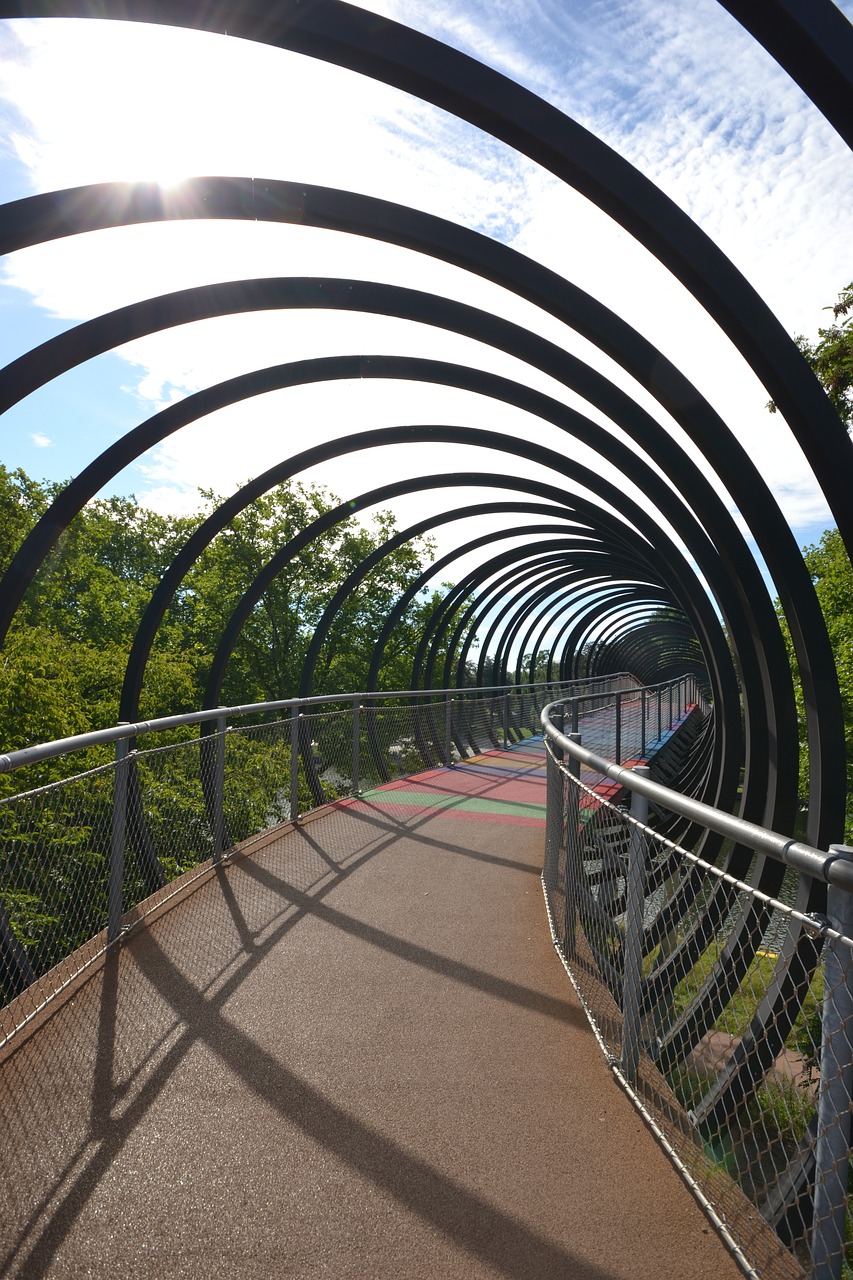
0, 0, 851, 586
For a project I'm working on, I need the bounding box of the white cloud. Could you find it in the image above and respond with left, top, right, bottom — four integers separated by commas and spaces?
1, 1, 851, 598
29, 431, 51, 447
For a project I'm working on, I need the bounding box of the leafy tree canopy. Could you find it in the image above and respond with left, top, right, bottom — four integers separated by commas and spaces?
0, 466, 454, 758
769, 282, 853, 432
778, 529, 853, 843
767, 284, 853, 839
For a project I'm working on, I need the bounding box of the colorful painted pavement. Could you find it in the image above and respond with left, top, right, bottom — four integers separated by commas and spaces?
333, 703, 696, 826
335, 741, 549, 827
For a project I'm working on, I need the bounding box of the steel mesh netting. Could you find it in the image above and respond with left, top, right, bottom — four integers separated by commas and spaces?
572, 694, 620, 756
506, 689, 540, 741
543, 747, 852, 1280
220, 716, 294, 837
225, 707, 369, 825
0, 692, 489, 1032
0, 759, 117, 1036
501, 682, 633, 752
570, 692, 642, 760
359, 701, 446, 783
297, 707, 361, 805
565, 681, 693, 762
452, 693, 504, 756
129, 733, 221, 885
811, 931, 853, 1280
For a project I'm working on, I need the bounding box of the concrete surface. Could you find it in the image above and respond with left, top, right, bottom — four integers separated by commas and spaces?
0, 745, 745, 1279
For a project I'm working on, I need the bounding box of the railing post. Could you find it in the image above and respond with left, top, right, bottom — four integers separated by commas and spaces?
563, 732, 582, 960
811, 844, 853, 1280
677, 679, 682, 720
502, 691, 509, 750
108, 729, 130, 944
444, 694, 454, 767
571, 697, 579, 735
552, 704, 564, 759
352, 702, 361, 795
290, 707, 300, 824
657, 686, 662, 741
614, 691, 622, 765
640, 688, 646, 757
668, 683, 673, 731
621, 765, 650, 1084
543, 707, 564, 890
212, 713, 227, 865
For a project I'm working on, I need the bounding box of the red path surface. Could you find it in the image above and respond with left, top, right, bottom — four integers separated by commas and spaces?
0, 739, 744, 1279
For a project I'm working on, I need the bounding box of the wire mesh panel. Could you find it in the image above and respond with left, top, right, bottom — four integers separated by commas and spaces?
0, 675, 658, 1046
506, 689, 539, 741
811, 920, 853, 1280
221, 717, 294, 837
543, 742, 853, 1280
455, 692, 499, 759
0, 762, 115, 1023
129, 735, 216, 882
365, 701, 445, 780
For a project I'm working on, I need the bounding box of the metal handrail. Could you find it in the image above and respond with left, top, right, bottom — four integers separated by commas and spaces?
0, 672, 638, 775
541, 696, 853, 893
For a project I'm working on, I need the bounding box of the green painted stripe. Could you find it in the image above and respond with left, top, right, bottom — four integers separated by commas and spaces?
359, 789, 546, 818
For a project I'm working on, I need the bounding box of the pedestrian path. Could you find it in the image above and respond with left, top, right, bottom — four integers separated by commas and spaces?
0, 737, 742, 1279
344, 745, 549, 826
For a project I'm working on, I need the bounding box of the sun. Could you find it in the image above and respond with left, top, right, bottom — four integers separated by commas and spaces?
144, 171, 191, 193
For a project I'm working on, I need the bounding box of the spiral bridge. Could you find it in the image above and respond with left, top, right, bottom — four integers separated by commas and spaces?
1, 3, 852, 1277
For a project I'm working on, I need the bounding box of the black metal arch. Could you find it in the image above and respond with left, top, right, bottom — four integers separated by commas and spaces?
1, 6, 848, 1222
0, 159, 842, 832
718, 0, 853, 151
0, 337, 778, 715
205, 494, 569, 707
432, 556, 620, 695
495, 567, 667, 690
0, 172, 829, 711
517, 585, 685, 690
169, 359, 748, 697
596, 615, 707, 687
0, 2, 844, 849
450, 556, 653, 690
0, 273, 832, 831
298, 518, 576, 699
359, 525, 730, 814
3, 0, 849, 563
117, 424, 762, 819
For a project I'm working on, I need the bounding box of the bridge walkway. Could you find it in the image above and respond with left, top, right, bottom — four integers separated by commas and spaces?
0, 737, 742, 1279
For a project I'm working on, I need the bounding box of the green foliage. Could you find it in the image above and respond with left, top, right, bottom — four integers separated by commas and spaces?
768, 283, 853, 432
775, 527, 853, 843
0, 465, 440, 744
766, 285, 853, 840
0, 466, 447, 986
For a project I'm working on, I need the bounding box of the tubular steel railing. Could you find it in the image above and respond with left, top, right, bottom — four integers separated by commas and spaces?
0, 674, 634, 1045
541, 694, 853, 1280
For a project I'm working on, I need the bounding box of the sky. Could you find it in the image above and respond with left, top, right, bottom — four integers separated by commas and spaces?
0, 0, 852, 617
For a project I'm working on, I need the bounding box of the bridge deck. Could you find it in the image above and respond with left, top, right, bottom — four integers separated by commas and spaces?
0, 738, 742, 1279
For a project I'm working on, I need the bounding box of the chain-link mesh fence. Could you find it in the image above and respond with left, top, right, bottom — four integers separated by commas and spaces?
0, 759, 116, 1024
0, 678, 616, 1044
543, 737, 853, 1280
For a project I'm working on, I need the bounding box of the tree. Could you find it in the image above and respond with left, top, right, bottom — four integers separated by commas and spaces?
767, 285, 853, 839
172, 484, 437, 705
0, 466, 442, 743
777, 528, 853, 843
0, 467, 445, 984
769, 282, 853, 432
